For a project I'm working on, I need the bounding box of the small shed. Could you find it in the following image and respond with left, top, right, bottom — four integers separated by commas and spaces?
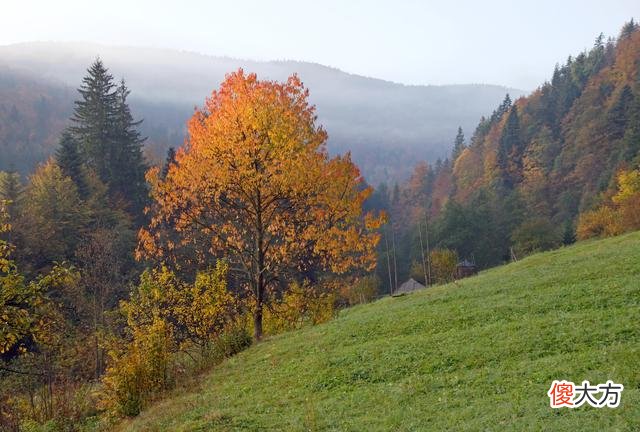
456, 259, 477, 279
394, 278, 426, 295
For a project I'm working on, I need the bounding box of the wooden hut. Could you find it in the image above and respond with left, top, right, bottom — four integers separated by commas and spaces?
456, 259, 477, 279
394, 278, 426, 295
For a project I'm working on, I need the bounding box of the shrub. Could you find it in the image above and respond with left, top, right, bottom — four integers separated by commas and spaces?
102, 318, 174, 417
512, 217, 561, 256
101, 263, 251, 417
339, 275, 380, 306
208, 326, 253, 361
577, 206, 624, 240
430, 249, 458, 284
618, 192, 640, 231
124, 261, 237, 353
264, 281, 336, 334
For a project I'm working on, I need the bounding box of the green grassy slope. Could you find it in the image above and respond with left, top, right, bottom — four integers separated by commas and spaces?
119, 233, 640, 431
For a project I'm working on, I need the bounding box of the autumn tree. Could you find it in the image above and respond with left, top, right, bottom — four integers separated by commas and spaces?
0, 170, 21, 223
139, 70, 383, 339
18, 160, 87, 268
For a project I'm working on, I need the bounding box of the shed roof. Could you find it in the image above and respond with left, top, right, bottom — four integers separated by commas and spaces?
395, 278, 426, 294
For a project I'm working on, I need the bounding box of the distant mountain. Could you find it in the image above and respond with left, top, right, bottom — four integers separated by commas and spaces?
0, 42, 524, 184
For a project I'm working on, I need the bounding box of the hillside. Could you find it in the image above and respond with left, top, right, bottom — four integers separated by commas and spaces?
373, 22, 640, 288
117, 232, 640, 431
0, 42, 522, 183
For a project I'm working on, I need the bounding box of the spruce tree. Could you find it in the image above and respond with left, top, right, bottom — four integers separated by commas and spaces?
55, 130, 88, 197
111, 79, 148, 215
607, 85, 633, 140
69, 59, 148, 218
452, 127, 466, 160
620, 19, 638, 40
70, 58, 118, 182
161, 147, 177, 179
490, 94, 512, 124
497, 106, 522, 188
562, 220, 576, 245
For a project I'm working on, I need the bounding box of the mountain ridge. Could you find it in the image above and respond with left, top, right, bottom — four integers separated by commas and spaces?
0, 41, 523, 183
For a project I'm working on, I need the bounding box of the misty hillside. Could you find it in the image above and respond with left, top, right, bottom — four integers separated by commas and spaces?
0, 42, 523, 183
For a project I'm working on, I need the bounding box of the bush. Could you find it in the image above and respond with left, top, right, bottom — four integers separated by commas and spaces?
512, 217, 561, 256
577, 206, 624, 240
409, 260, 427, 285
208, 326, 253, 362
124, 262, 238, 354
619, 192, 640, 231
430, 249, 458, 284
263, 281, 336, 335
101, 263, 252, 417
102, 318, 174, 417
339, 275, 380, 306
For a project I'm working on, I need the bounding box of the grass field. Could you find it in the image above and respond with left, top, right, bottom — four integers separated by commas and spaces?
117, 232, 640, 431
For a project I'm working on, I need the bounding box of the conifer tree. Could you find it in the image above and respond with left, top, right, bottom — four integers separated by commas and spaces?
69, 60, 147, 218
562, 220, 576, 245
70, 59, 118, 181
55, 130, 88, 197
111, 79, 148, 215
392, 183, 401, 205
452, 127, 466, 160
620, 19, 638, 40
161, 147, 177, 179
608, 85, 633, 140
497, 106, 522, 188
491, 94, 512, 124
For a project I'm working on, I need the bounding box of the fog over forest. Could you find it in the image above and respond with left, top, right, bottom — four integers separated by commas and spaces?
0, 42, 522, 183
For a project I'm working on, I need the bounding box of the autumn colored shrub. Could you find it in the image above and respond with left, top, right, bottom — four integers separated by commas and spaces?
102, 318, 174, 417
101, 261, 250, 417
429, 249, 458, 284
577, 206, 624, 240
618, 192, 640, 230
577, 167, 640, 240
613, 167, 640, 232
123, 262, 238, 353
263, 281, 336, 335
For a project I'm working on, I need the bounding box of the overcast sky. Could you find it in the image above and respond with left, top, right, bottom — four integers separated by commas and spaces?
1, 0, 637, 89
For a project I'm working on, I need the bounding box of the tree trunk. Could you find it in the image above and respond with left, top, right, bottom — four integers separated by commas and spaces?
253, 268, 265, 341
253, 302, 263, 341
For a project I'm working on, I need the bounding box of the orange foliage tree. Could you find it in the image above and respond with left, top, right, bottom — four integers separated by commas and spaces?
138, 70, 383, 339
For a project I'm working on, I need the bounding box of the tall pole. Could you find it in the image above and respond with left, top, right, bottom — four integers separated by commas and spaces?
385, 225, 393, 295
417, 219, 427, 285
425, 210, 432, 286
391, 222, 398, 292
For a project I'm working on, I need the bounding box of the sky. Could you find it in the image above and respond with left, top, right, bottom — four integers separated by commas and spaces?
1, 0, 637, 90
